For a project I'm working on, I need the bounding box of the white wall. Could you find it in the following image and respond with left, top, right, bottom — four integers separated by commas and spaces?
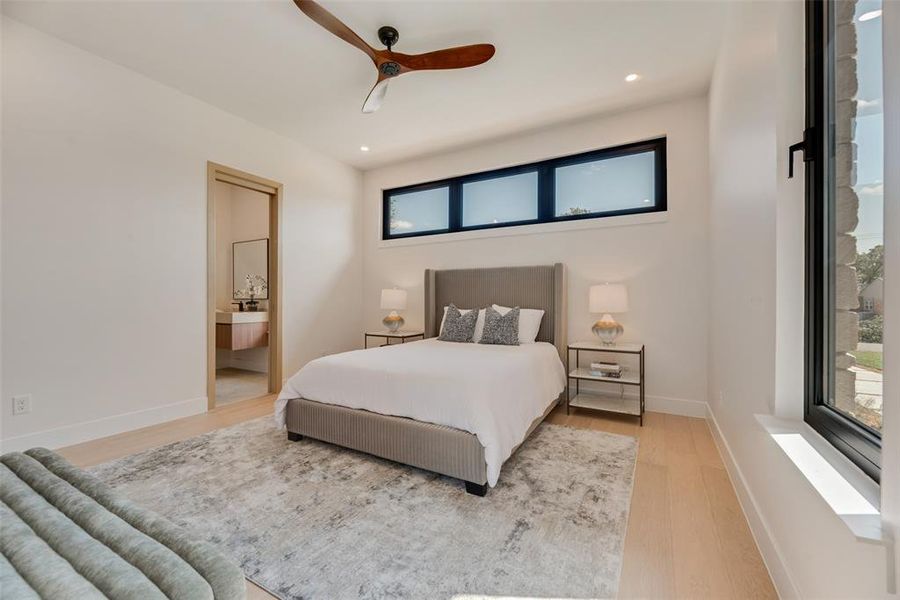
215, 181, 235, 313
362, 95, 710, 416
0, 8, 5, 447
880, 0, 899, 587
0, 17, 362, 450
214, 181, 270, 312
707, 2, 895, 597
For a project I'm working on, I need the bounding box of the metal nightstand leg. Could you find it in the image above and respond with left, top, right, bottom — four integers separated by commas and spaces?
565, 347, 570, 414
640, 348, 645, 426
575, 349, 580, 397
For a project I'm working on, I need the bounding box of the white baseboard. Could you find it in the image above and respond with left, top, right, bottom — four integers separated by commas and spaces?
0, 390, 705, 454
645, 394, 708, 418
0, 397, 208, 453
705, 405, 800, 599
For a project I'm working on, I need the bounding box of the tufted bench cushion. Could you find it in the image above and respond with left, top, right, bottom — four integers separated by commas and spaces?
0, 448, 246, 600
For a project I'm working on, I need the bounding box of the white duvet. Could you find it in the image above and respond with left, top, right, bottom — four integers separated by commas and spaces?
275, 338, 566, 486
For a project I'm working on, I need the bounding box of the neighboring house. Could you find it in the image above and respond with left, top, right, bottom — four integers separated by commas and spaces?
859, 278, 884, 315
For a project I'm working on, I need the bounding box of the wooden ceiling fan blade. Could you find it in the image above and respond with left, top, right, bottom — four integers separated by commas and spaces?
362, 78, 390, 114
293, 0, 376, 61
392, 44, 495, 72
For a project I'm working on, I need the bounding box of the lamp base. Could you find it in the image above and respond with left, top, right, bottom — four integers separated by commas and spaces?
592, 314, 623, 345
383, 311, 404, 333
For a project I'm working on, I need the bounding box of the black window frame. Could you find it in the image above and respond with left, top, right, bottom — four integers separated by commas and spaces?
803, 0, 881, 482
382, 137, 667, 240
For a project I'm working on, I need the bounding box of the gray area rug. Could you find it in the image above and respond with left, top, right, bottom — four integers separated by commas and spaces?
90, 417, 637, 599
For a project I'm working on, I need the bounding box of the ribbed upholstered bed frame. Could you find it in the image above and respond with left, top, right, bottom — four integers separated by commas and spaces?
284, 263, 566, 496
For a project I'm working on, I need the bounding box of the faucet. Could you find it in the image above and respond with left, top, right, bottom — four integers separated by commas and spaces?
232, 301, 245, 312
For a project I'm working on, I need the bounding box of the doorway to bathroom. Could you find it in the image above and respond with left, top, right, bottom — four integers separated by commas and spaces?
206, 163, 282, 409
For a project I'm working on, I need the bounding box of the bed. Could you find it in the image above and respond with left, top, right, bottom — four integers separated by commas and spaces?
276, 264, 567, 495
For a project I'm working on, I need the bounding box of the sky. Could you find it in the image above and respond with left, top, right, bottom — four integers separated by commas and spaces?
463, 171, 537, 226
852, 0, 884, 254
389, 187, 449, 233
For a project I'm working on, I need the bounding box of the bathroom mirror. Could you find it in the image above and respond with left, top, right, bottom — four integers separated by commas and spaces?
233, 238, 269, 300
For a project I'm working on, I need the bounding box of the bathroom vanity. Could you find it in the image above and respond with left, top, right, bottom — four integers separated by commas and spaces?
215, 311, 269, 351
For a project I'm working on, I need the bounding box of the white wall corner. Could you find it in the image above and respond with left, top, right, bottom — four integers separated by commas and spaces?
773, 0, 807, 421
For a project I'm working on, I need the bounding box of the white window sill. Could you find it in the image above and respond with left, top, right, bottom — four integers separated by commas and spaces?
756, 414, 889, 546
377, 211, 668, 249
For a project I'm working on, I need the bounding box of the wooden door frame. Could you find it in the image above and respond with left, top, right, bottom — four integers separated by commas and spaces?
207, 162, 283, 410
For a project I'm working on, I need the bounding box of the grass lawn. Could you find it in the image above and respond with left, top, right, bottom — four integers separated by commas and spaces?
851, 351, 883, 372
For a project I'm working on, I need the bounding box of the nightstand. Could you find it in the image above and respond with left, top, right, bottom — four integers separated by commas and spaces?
566, 341, 645, 425
364, 330, 425, 349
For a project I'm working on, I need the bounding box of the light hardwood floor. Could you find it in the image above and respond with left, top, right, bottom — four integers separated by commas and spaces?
215, 367, 269, 406
59, 396, 777, 600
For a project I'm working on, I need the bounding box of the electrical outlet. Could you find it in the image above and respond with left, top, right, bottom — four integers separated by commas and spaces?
12, 394, 31, 415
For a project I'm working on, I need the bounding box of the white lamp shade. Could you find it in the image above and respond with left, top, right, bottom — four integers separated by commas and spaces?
380, 288, 408, 310
589, 283, 629, 313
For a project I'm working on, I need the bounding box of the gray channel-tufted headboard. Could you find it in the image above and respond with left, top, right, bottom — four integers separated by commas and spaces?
424, 264, 567, 361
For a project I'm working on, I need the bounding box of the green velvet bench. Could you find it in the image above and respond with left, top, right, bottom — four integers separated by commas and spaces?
0, 448, 246, 600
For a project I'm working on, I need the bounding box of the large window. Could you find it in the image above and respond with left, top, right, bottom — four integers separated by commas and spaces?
382, 138, 666, 240
803, 0, 883, 480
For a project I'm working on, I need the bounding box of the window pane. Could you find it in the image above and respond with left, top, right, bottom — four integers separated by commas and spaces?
387, 187, 449, 235
462, 171, 538, 227
555, 151, 655, 217
825, 0, 883, 432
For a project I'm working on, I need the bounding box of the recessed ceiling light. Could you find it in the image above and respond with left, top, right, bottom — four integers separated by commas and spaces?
359, 145, 370, 152
625, 73, 640, 82
858, 9, 882, 21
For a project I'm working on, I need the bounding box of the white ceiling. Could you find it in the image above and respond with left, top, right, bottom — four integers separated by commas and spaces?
2, 1, 727, 169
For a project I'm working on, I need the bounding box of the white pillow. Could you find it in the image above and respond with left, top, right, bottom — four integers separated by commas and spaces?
492, 304, 545, 344
440, 306, 486, 342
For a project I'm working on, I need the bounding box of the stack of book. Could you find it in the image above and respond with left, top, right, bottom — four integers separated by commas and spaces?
590, 361, 622, 378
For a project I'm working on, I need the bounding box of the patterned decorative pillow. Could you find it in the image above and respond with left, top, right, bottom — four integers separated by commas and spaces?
438, 304, 479, 342
479, 306, 520, 346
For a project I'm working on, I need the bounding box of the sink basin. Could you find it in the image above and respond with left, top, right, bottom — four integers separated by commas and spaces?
216, 311, 269, 324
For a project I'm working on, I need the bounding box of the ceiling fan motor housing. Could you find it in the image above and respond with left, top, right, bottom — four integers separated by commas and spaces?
378, 26, 399, 49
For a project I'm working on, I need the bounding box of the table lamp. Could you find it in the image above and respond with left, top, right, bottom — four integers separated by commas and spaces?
589, 283, 628, 345
380, 288, 408, 332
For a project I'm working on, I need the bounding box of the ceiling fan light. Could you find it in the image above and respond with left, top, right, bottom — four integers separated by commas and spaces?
362, 79, 390, 114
